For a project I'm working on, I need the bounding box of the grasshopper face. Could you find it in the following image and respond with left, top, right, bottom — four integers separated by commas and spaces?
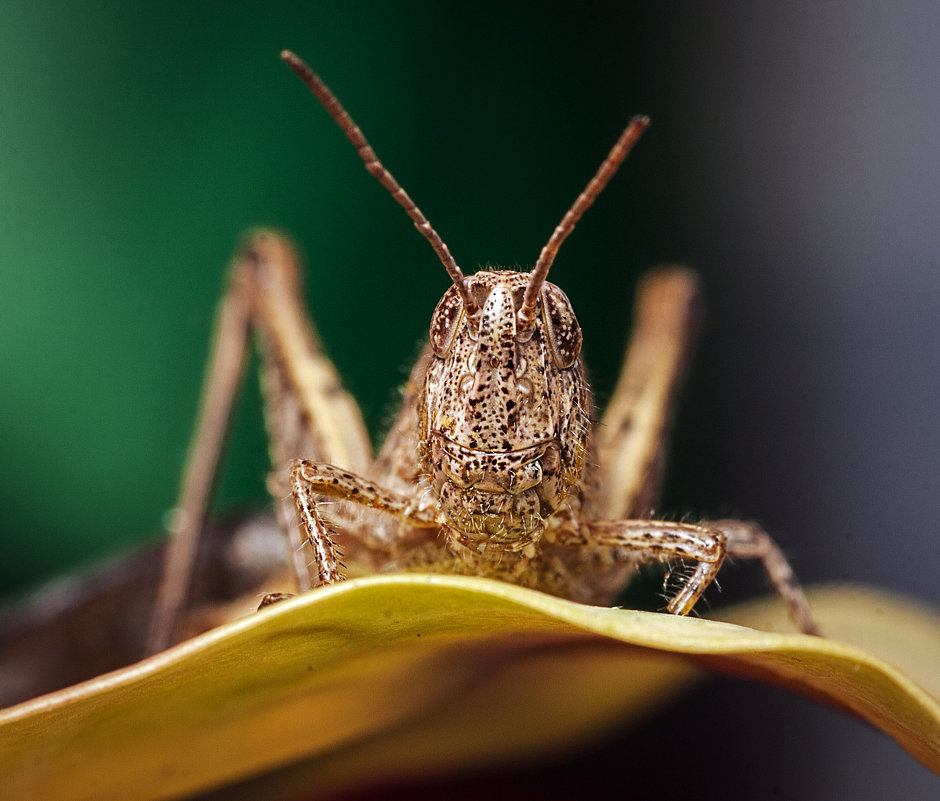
421, 270, 591, 552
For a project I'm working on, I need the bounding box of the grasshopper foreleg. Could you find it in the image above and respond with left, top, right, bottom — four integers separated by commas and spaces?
559, 517, 818, 633
566, 520, 727, 616
288, 459, 437, 585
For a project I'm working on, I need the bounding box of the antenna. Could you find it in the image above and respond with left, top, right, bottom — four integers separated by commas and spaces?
517, 115, 650, 328
281, 50, 476, 312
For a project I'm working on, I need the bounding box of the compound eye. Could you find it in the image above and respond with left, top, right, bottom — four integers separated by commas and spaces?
540, 284, 582, 368
429, 284, 465, 357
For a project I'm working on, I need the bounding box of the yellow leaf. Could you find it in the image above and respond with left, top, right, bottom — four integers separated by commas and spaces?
0, 576, 937, 800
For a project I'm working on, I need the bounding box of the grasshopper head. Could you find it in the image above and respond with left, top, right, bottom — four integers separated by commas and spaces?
280, 52, 647, 550
420, 270, 591, 551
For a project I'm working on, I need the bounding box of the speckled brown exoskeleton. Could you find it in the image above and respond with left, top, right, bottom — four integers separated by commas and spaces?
148, 51, 818, 653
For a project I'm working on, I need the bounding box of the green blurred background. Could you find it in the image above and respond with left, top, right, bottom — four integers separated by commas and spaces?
2, 2, 938, 797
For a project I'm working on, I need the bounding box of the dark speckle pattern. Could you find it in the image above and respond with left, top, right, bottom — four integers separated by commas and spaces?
421, 271, 591, 548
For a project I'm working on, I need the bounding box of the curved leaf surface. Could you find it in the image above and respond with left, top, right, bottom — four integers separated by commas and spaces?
0, 576, 937, 800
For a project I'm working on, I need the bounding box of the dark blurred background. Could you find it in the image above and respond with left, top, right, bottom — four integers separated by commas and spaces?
1, 1, 937, 797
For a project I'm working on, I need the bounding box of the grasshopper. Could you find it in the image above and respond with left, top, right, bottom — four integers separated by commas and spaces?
148, 51, 818, 653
